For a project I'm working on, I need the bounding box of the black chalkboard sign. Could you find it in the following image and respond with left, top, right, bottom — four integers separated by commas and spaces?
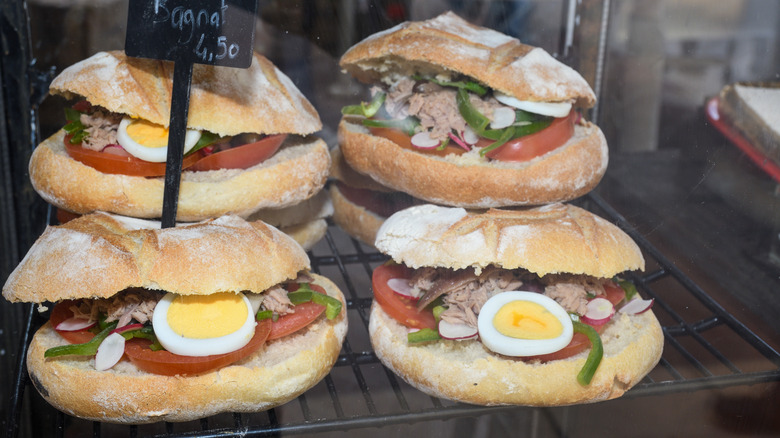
126, 0, 257, 68
125, 0, 257, 227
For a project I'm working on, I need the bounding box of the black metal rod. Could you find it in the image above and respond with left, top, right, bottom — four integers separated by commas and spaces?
161, 60, 194, 228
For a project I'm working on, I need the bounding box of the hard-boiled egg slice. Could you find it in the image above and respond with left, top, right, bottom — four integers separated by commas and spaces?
152, 291, 256, 357
477, 291, 573, 357
116, 117, 201, 162
493, 91, 572, 118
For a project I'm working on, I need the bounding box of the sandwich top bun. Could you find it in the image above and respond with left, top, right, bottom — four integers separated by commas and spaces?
375, 203, 644, 278
340, 11, 596, 108
3, 212, 309, 303
50, 50, 321, 137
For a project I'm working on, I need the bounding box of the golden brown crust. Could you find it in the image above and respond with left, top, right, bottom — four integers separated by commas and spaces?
339, 118, 608, 208
2, 213, 310, 303
329, 183, 385, 247
375, 204, 644, 278
50, 51, 321, 136
29, 130, 330, 221
369, 301, 663, 406
26, 274, 348, 424
340, 12, 595, 107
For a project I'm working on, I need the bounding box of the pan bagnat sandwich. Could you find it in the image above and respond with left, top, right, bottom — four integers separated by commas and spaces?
2, 213, 347, 423
30, 50, 330, 222
369, 204, 662, 406
338, 11, 607, 207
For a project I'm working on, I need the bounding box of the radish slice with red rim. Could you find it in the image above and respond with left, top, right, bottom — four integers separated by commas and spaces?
410, 131, 440, 149
619, 297, 654, 315
55, 317, 96, 332
387, 278, 418, 301
438, 320, 478, 340
490, 107, 516, 129
581, 297, 615, 326
101, 144, 130, 156
462, 126, 479, 145
111, 323, 144, 335
447, 132, 470, 151
94, 332, 126, 371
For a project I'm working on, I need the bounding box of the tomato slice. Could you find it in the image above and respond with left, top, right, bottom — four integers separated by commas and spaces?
64, 135, 202, 177
369, 127, 467, 157
187, 134, 286, 172
51, 300, 96, 344
372, 264, 437, 330
123, 319, 271, 376
267, 301, 325, 340
368, 111, 575, 162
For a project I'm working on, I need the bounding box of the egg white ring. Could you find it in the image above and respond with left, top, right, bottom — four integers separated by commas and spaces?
493, 92, 573, 118
152, 292, 257, 357
116, 117, 202, 163
477, 291, 573, 357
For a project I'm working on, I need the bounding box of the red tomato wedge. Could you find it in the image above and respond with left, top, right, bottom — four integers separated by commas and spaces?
51, 300, 95, 344
64, 135, 201, 177
372, 264, 437, 330
187, 134, 286, 172
529, 281, 626, 362
484, 111, 575, 162
368, 111, 575, 162
123, 319, 272, 376
267, 301, 325, 340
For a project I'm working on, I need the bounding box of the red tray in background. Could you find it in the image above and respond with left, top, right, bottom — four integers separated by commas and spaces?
706, 96, 780, 183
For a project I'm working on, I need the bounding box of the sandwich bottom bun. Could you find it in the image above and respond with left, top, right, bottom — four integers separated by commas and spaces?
369, 301, 663, 406
26, 274, 347, 424
29, 130, 330, 222
249, 190, 334, 250
338, 118, 608, 208
330, 183, 387, 247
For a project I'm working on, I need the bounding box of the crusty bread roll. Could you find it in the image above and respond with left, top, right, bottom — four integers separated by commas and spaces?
340, 11, 596, 108
3, 213, 348, 423
50, 50, 321, 137
369, 204, 661, 406
330, 183, 386, 247
32, 50, 330, 221
370, 299, 662, 406
339, 119, 608, 208
26, 273, 347, 424
30, 130, 330, 221
248, 190, 333, 250
375, 203, 640, 278
3, 212, 310, 303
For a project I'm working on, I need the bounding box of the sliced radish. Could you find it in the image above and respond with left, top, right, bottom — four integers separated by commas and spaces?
438, 320, 478, 340
581, 297, 615, 326
619, 297, 655, 315
387, 278, 418, 301
94, 332, 126, 371
110, 323, 144, 335
490, 107, 516, 129
55, 317, 96, 332
462, 126, 479, 145
410, 131, 440, 149
101, 144, 130, 156
447, 132, 471, 151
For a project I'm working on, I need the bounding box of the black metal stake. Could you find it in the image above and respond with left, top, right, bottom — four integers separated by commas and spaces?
161, 60, 194, 228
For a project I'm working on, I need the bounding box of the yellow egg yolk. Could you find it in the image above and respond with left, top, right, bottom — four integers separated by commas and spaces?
166, 292, 248, 339
493, 301, 564, 340
125, 119, 169, 148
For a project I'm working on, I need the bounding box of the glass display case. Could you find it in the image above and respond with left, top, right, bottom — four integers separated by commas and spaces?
1, 1, 778, 437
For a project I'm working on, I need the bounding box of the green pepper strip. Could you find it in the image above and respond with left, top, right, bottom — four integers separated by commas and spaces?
44, 321, 118, 358
571, 317, 603, 386
342, 92, 387, 117
361, 116, 420, 136
187, 131, 221, 155
618, 279, 639, 301
120, 326, 164, 351
286, 283, 343, 320
407, 328, 440, 344
413, 75, 488, 96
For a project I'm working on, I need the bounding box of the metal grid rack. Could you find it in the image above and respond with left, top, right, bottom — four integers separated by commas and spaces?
5, 192, 780, 438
